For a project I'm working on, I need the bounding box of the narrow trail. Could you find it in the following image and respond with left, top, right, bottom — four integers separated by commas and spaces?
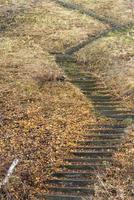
2, 1, 132, 199
38, 2, 134, 200
52, 0, 133, 56
52, 0, 121, 28
58, 22, 133, 56
42, 62, 134, 200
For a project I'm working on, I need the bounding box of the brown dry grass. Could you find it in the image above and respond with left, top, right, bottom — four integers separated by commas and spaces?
76, 28, 134, 107
66, 0, 134, 24
0, 0, 133, 199
8, 1, 106, 53
0, 0, 101, 199
0, 81, 94, 199
93, 125, 134, 200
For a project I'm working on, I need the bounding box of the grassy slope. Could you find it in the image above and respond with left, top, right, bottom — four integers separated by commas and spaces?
94, 126, 134, 200
69, 1, 134, 199
0, 0, 106, 199
76, 28, 134, 107
66, 0, 134, 24
0, 0, 133, 199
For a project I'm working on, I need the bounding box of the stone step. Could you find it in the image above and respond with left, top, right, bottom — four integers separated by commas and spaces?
92, 99, 120, 103
100, 110, 133, 115
95, 91, 111, 94
105, 114, 134, 119
80, 82, 104, 86
61, 164, 105, 170
47, 178, 94, 186
48, 186, 94, 195
82, 87, 107, 92
75, 145, 118, 151
83, 133, 124, 139
87, 124, 126, 129
95, 106, 121, 109
91, 95, 113, 100
78, 139, 121, 145
71, 151, 113, 157
45, 194, 89, 200
93, 102, 120, 106
85, 128, 124, 133
65, 157, 112, 163
71, 79, 97, 84
52, 171, 95, 179
77, 83, 102, 88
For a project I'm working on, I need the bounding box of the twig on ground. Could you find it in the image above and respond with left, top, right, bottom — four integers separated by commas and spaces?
0, 158, 19, 189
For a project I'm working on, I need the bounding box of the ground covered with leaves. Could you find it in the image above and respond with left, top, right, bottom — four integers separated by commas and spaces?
0, 0, 99, 199
76, 28, 134, 107
94, 125, 134, 200
0, 0, 134, 200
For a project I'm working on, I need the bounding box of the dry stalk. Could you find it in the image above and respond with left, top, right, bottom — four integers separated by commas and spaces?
0, 159, 19, 189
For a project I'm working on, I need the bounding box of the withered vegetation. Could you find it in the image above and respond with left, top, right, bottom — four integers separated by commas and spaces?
94, 126, 134, 200
65, 0, 134, 24
76, 28, 134, 107
0, 0, 133, 200
0, 0, 99, 199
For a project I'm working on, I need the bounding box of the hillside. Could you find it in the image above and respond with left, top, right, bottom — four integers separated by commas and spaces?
0, 0, 133, 200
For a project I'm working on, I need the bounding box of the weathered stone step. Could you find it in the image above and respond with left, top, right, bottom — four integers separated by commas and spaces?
52, 171, 95, 178
91, 95, 113, 100
105, 114, 134, 119
82, 86, 106, 91
65, 157, 112, 163
47, 178, 94, 186
71, 79, 97, 84
95, 90, 111, 93
61, 164, 105, 170
75, 145, 118, 150
71, 151, 113, 157
45, 194, 89, 200
83, 133, 124, 139
78, 139, 121, 145
92, 99, 119, 103
66, 72, 93, 78
75, 83, 102, 87
63, 68, 78, 72
86, 128, 124, 133
95, 107, 125, 111
100, 110, 133, 115
78, 85, 102, 89
48, 186, 94, 195
87, 124, 126, 129
93, 102, 120, 106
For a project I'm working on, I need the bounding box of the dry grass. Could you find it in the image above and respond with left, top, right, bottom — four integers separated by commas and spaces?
0, 0, 100, 199
76, 28, 134, 107
65, 0, 134, 24
93, 125, 134, 200
0, 0, 134, 199
6, 1, 107, 53
0, 80, 94, 199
